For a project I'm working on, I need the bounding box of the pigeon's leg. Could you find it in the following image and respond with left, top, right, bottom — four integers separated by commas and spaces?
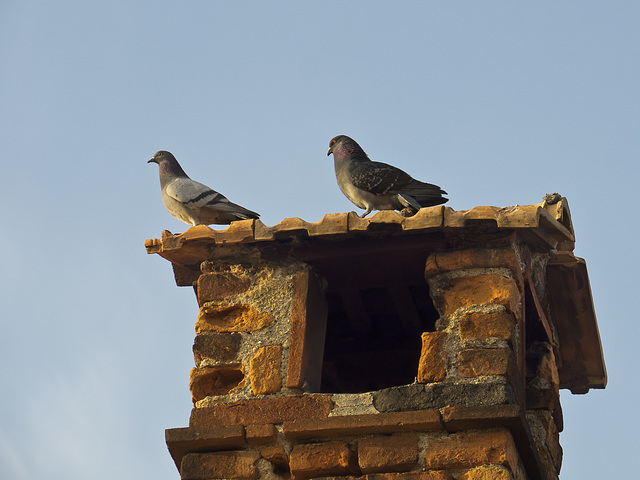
360, 206, 373, 218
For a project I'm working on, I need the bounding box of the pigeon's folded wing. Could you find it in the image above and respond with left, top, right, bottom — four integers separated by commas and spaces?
165, 177, 230, 207
350, 161, 412, 194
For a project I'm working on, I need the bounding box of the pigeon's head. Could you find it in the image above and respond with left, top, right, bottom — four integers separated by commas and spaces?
148, 150, 188, 178
327, 135, 368, 160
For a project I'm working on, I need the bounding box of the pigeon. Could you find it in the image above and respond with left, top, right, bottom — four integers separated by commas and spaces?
148, 150, 260, 226
327, 135, 448, 218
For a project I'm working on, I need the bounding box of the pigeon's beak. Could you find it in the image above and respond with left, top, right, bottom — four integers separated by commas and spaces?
327, 146, 333, 156
147, 158, 157, 164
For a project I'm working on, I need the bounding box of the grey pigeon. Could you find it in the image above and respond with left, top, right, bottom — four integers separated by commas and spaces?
327, 135, 448, 218
148, 150, 259, 226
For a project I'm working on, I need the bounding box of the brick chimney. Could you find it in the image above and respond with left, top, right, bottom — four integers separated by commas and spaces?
145, 196, 605, 480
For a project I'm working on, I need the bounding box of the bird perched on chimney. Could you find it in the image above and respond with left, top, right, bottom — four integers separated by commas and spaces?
327, 135, 448, 217
148, 150, 259, 226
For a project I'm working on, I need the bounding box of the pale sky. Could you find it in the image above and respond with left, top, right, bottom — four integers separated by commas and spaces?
1, 2, 638, 479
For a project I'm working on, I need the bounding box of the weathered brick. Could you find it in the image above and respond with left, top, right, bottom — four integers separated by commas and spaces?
458, 465, 514, 480
458, 349, 513, 378
190, 394, 333, 427
193, 332, 241, 365
289, 442, 354, 479
260, 445, 289, 471
283, 409, 441, 440
250, 345, 282, 395
458, 310, 516, 344
436, 275, 520, 317
197, 272, 251, 305
358, 435, 418, 473
425, 248, 522, 279
189, 365, 244, 403
526, 410, 562, 472
322, 473, 453, 480
180, 450, 260, 480
424, 430, 519, 471
246, 424, 277, 445
417, 332, 447, 383
196, 303, 274, 333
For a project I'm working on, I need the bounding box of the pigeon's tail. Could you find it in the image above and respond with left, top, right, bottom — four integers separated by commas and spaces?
401, 179, 449, 207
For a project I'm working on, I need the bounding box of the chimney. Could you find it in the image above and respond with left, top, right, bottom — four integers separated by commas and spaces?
145, 196, 606, 480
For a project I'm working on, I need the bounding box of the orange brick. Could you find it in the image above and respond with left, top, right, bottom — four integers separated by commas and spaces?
289, 442, 354, 479
424, 430, 519, 471
437, 275, 520, 317
425, 248, 522, 279
358, 435, 418, 473
197, 272, 251, 305
417, 332, 448, 383
246, 424, 277, 445
458, 465, 514, 480
189, 365, 244, 403
196, 303, 274, 333
180, 450, 260, 480
457, 349, 513, 378
458, 311, 516, 344
260, 445, 289, 472
250, 346, 282, 395
190, 394, 333, 427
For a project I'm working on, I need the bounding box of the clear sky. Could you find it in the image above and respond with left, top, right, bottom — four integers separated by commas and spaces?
1, 2, 637, 479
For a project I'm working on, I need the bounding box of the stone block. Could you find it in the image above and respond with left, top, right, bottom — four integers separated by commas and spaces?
458, 310, 516, 344
180, 450, 260, 480
424, 430, 519, 471
190, 394, 333, 427
458, 466, 514, 480
457, 349, 513, 378
425, 247, 522, 279
196, 303, 274, 333
197, 272, 251, 305
417, 332, 448, 383
435, 275, 520, 317
246, 424, 277, 445
289, 442, 354, 479
358, 434, 418, 473
193, 332, 241, 365
189, 365, 244, 403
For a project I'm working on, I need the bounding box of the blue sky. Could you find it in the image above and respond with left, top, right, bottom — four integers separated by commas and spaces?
1, 2, 638, 479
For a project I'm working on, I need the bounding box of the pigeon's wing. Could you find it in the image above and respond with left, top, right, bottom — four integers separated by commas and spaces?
350, 161, 413, 194
165, 177, 231, 208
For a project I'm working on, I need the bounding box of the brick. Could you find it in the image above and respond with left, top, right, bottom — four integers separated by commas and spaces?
193, 332, 241, 365
526, 411, 562, 472
246, 424, 277, 445
165, 425, 246, 472
440, 405, 523, 432
458, 466, 514, 480
425, 248, 522, 279
189, 365, 244, 403
283, 409, 442, 440
424, 430, 519, 471
190, 394, 333, 427
322, 473, 453, 480
196, 303, 274, 333
436, 275, 520, 317
181, 451, 259, 480
289, 442, 354, 479
417, 332, 447, 383
260, 445, 289, 471
286, 268, 328, 391
250, 345, 282, 395
197, 272, 251, 304
458, 310, 516, 344
358, 435, 418, 473
457, 349, 513, 378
